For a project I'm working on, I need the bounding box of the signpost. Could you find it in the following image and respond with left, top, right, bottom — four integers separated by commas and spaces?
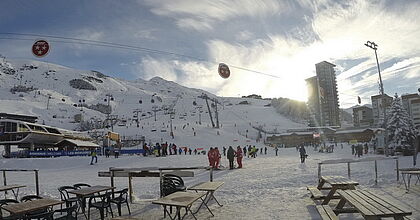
32, 40, 50, 58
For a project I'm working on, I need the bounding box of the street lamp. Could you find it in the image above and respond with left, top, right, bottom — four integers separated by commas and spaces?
364, 41, 384, 95
365, 40, 388, 156
104, 94, 114, 129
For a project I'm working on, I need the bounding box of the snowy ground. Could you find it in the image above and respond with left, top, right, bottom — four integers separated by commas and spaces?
1, 144, 419, 220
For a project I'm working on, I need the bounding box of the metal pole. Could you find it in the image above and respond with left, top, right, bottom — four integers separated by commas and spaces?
374, 160, 378, 185
396, 158, 399, 182
35, 170, 39, 196
210, 168, 213, 182
2, 170, 6, 186
3, 170, 6, 198
347, 162, 351, 179
128, 172, 133, 203
110, 167, 115, 197
374, 49, 384, 95
318, 163, 322, 181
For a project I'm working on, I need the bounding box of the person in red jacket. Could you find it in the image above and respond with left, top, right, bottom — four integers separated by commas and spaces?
214, 147, 221, 169
236, 146, 243, 168
208, 147, 214, 167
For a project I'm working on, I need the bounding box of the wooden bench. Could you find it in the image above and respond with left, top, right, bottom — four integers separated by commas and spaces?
307, 187, 325, 200
315, 205, 338, 220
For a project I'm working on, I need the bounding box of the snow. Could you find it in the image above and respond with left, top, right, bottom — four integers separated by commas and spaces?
1, 58, 419, 219
0, 145, 419, 219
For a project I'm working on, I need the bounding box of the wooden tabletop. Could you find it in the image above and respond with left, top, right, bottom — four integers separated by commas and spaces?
0, 184, 26, 192
188, 182, 224, 191
152, 191, 206, 207
337, 189, 412, 219
321, 176, 359, 185
401, 170, 420, 175
68, 185, 114, 196
2, 198, 64, 215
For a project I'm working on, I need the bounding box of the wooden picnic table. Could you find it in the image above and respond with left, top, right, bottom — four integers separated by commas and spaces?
400, 170, 420, 191
188, 181, 224, 214
335, 189, 412, 219
0, 184, 26, 200
2, 198, 63, 215
317, 176, 359, 205
152, 191, 208, 220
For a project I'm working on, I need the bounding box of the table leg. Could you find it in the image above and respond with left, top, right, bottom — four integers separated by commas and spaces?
317, 179, 326, 190
192, 191, 209, 214
11, 188, 19, 200
402, 174, 408, 191
208, 191, 223, 207
322, 186, 337, 205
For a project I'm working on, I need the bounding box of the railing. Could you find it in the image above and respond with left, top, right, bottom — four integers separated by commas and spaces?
318, 156, 399, 184
99, 166, 212, 203
1, 169, 40, 196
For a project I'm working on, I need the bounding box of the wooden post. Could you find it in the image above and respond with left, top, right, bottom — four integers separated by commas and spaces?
347, 162, 351, 179
318, 163, 322, 182
210, 167, 213, 182
34, 170, 39, 196
374, 160, 378, 185
128, 172, 133, 203
396, 158, 399, 182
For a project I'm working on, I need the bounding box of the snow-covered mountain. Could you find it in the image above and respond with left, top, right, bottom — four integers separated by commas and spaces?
0, 56, 305, 148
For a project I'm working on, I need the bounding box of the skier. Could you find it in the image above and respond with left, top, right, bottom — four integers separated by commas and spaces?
223, 146, 226, 156
105, 148, 110, 158
194, 148, 197, 155
264, 146, 267, 155
275, 146, 278, 156
236, 146, 243, 168
227, 146, 235, 169
243, 146, 247, 157
90, 150, 97, 165
299, 145, 306, 163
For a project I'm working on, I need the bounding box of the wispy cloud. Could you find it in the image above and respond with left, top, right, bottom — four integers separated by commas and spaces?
144, 0, 284, 31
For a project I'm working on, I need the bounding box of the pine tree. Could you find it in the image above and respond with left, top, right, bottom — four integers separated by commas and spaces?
386, 94, 418, 151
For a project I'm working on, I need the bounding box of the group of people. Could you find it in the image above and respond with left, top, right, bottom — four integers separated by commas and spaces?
351, 143, 369, 157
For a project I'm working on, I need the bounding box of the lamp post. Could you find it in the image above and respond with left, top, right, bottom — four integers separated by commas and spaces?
365, 41, 388, 156
104, 94, 114, 129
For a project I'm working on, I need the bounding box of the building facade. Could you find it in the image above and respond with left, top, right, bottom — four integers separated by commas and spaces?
371, 94, 393, 127
306, 61, 340, 127
353, 106, 373, 127
402, 93, 420, 129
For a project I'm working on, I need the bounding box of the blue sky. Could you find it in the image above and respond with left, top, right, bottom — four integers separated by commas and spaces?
1, 0, 419, 108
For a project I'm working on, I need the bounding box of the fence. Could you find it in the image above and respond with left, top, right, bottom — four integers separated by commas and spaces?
1, 169, 40, 196
318, 156, 399, 184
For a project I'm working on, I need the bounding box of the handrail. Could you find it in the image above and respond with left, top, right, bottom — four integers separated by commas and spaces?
0, 169, 40, 196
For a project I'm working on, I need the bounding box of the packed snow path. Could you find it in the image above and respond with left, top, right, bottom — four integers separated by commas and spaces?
1, 145, 419, 219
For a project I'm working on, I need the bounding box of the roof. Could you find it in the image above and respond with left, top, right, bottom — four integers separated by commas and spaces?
57, 139, 99, 148
316, 61, 336, 67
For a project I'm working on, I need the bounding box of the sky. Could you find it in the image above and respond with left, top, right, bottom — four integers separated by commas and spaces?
0, 0, 419, 108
